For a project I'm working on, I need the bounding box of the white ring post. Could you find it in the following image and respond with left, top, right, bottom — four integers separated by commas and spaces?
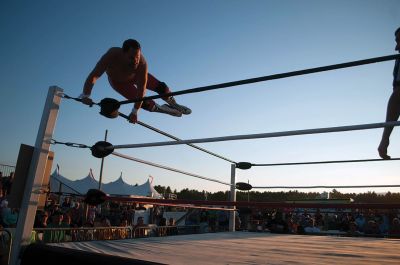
229, 164, 236, 232
9, 86, 62, 265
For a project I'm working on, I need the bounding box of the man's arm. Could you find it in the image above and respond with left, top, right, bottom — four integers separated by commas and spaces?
80, 50, 111, 104
129, 60, 148, 123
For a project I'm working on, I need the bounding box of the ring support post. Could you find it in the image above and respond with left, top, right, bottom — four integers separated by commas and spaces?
10, 86, 62, 265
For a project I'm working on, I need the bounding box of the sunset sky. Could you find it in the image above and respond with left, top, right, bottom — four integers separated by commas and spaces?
1, 0, 399, 193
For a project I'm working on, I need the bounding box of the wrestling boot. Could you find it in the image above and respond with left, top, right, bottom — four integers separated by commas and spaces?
152, 103, 182, 117
166, 96, 192, 115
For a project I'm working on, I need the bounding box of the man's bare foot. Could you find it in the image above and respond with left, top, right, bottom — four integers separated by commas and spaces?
378, 139, 391, 159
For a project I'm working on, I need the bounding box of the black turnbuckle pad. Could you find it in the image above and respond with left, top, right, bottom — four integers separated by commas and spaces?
236, 182, 253, 191
91, 141, 114, 158
85, 189, 107, 206
236, 162, 252, 170
99, 98, 120, 118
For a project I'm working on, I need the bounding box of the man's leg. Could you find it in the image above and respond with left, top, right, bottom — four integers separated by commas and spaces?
109, 77, 181, 117
147, 73, 192, 115
378, 89, 400, 159
142, 74, 182, 117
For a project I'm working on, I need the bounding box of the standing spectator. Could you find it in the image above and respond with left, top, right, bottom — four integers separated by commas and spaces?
87, 205, 97, 226
69, 201, 83, 227
1, 173, 13, 197
61, 197, 71, 211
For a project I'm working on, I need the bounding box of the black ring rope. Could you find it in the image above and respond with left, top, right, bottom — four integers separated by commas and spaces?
252, 157, 400, 167
61, 94, 236, 163
117, 54, 400, 105
253, 184, 400, 189
50, 139, 90, 149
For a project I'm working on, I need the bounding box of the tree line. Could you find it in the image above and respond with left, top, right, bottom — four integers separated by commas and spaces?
153, 185, 400, 203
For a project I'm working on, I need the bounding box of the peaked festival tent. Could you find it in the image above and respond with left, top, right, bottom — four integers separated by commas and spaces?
50, 170, 163, 198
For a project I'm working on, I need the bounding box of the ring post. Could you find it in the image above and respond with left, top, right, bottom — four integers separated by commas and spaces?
229, 163, 236, 232
9, 86, 62, 265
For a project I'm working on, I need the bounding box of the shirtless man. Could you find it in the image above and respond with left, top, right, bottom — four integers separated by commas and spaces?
378, 27, 400, 159
80, 39, 191, 123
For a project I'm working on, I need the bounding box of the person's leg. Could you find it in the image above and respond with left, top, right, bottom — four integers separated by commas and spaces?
378, 88, 400, 159
108, 77, 181, 117
147, 73, 192, 115
142, 74, 182, 116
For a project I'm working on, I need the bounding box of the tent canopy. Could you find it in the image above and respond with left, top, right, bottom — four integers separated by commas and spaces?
50, 170, 163, 199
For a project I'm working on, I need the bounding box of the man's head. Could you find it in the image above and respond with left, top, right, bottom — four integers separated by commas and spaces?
122, 39, 141, 68
395, 27, 400, 52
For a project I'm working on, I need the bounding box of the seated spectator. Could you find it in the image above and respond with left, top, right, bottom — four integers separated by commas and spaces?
167, 218, 178, 236
235, 211, 242, 231
388, 218, 400, 237
3, 208, 18, 228
119, 219, 129, 239
61, 213, 72, 241
168, 217, 176, 226
217, 210, 229, 231
159, 217, 167, 226
378, 215, 389, 235
347, 222, 362, 237
304, 218, 321, 234
44, 211, 65, 242
364, 220, 381, 236
101, 216, 111, 227
134, 217, 148, 237
34, 211, 49, 229
355, 213, 366, 232
1, 200, 11, 227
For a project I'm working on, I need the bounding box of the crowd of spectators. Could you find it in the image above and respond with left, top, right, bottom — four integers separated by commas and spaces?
239, 208, 400, 237
1, 171, 400, 241
28, 195, 179, 242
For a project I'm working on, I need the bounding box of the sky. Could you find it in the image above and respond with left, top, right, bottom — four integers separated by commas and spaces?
0, 0, 399, 194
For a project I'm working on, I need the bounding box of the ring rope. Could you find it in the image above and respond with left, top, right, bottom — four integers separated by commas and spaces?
112, 151, 232, 186
50, 139, 90, 149
61, 94, 235, 163
104, 196, 400, 209
112, 121, 400, 149
118, 54, 400, 105
252, 157, 400, 167
252, 184, 400, 189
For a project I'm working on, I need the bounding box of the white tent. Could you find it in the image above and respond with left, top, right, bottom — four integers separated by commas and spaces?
50, 170, 163, 198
